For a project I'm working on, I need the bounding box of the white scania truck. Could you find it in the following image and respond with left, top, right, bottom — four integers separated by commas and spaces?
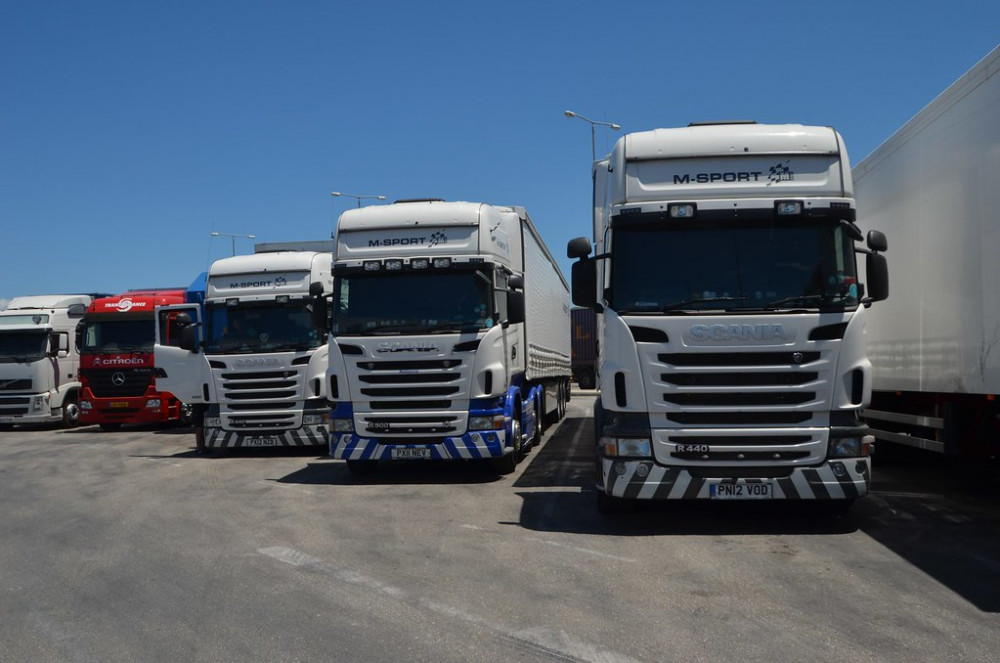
0, 294, 101, 428
567, 122, 889, 512
324, 199, 571, 474
154, 242, 333, 449
856, 45, 1000, 457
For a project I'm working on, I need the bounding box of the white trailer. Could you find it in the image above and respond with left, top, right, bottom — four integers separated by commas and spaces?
855, 45, 1000, 456
0, 294, 98, 428
568, 122, 889, 512
154, 242, 333, 448
325, 199, 571, 474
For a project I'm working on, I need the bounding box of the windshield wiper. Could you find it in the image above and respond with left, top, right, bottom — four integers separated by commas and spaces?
660, 296, 748, 312
766, 293, 845, 309
269, 342, 316, 352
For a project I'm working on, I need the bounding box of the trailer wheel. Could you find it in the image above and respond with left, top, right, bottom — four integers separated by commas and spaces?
492, 416, 522, 475
557, 381, 567, 420
61, 397, 80, 428
578, 370, 595, 390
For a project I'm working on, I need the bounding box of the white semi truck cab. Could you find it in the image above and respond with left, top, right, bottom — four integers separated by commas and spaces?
325, 200, 571, 474
567, 122, 889, 512
0, 294, 98, 428
154, 243, 333, 448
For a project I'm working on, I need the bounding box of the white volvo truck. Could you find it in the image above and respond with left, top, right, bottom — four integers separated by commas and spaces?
567, 122, 889, 512
0, 294, 100, 428
325, 199, 571, 474
856, 45, 1000, 457
154, 242, 333, 448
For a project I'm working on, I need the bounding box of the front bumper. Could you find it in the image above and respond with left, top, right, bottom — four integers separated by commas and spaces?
331, 430, 508, 461
204, 425, 328, 448
600, 457, 870, 500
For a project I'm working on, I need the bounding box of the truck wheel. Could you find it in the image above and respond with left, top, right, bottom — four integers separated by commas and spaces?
578, 371, 595, 390
345, 459, 378, 475
492, 416, 522, 475
61, 397, 80, 428
99, 423, 122, 431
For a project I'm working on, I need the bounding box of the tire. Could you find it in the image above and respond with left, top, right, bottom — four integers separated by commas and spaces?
346, 459, 378, 475
557, 382, 567, 420
61, 397, 80, 428
99, 423, 122, 431
492, 415, 522, 475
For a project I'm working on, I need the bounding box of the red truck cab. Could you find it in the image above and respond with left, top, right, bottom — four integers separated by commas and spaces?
78, 289, 187, 429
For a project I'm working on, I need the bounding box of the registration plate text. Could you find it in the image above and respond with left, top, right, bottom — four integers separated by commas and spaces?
710, 482, 773, 500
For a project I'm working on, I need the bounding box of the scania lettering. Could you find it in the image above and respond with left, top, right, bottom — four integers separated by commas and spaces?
154, 242, 333, 449
78, 288, 190, 430
568, 122, 889, 513
325, 200, 571, 475
0, 294, 108, 429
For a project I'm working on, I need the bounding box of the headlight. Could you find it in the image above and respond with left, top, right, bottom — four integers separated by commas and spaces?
828, 435, 873, 458
601, 437, 652, 457
145, 399, 161, 409
302, 414, 325, 426
204, 416, 222, 428
331, 418, 354, 432
33, 395, 46, 410
80, 401, 93, 410
469, 415, 504, 430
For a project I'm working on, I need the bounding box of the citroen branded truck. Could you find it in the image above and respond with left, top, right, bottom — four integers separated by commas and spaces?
325, 200, 571, 474
567, 122, 889, 512
0, 294, 105, 428
153, 243, 333, 448
856, 45, 1000, 456
78, 289, 189, 429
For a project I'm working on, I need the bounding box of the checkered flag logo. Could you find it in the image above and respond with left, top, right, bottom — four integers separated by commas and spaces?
429, 230, 447, 247
274, 277, 287, 286
768, 161, 794, 185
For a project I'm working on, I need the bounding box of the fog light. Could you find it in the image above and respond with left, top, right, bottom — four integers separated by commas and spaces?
331, 418, 354, 432
613, 461, 627, 476
635, 463, 650, 478
146, 399, 161, 409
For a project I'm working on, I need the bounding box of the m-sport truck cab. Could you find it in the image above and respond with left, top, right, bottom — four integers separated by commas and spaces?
567, 122, 889, 512
325, 200, 571, 474
154, 242, 333, 449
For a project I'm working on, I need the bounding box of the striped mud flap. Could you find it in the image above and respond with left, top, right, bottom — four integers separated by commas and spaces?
204, 425, 328, 448
330, 430, 507, 461
601, 458, 871, 500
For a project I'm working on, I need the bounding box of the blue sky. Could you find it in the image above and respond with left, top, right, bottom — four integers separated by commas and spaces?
2, 1, 998, 307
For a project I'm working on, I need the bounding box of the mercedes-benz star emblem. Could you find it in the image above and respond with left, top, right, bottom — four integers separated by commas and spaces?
111, 372, 126, 386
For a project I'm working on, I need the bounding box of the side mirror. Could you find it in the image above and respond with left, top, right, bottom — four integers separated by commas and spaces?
867, 230, 887, 252
865, 252, 889, 302
507, 290, 525, 324
571, 259, 597, 308
567, 236, 592, 259
311, 297, 328, 331
179, 326, 199, 352
309, 282, 325, 297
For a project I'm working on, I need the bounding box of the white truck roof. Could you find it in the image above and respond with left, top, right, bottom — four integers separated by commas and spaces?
4, 295, 93, 310
624, 123, 842, 160
337, 200, 487, 231
210, 251, 326, 277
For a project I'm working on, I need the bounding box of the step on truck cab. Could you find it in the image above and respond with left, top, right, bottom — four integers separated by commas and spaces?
154, 243, 333, 449
567, 122, 890, 512
325, 199, 571, 474
0, 294, 104, 428
77, 289, 190, 429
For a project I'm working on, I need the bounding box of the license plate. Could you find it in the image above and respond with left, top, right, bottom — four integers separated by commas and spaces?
710, 482, 773, 500
110, 401, 130, 409
391, 447, 431, 460
243, 436, 282, 447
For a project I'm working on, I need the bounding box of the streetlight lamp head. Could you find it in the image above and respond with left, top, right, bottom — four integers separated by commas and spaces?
564, 110, 576, 118
330, 192, 341, 197
377, 196, 387, 201
211, 232, 220, 237
611, 124, 621, 131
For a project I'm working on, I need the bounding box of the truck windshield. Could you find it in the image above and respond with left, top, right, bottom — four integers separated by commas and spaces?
0, 330, 49, 362
609, 217, 859, 313
80, 314, 154, 353
332, 269, 493, 335
205, 302, 322, 354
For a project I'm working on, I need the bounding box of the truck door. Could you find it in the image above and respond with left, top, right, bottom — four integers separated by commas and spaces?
154, 304, 216, 404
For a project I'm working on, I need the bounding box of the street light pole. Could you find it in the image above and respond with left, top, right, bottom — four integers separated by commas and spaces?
330, 191, 388, 208
211, 231, 256, 256
564, 110, 621, 162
